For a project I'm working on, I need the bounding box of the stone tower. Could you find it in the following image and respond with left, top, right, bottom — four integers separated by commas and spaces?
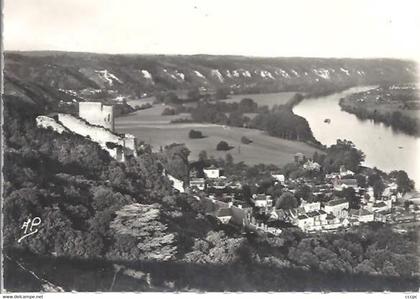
78, 102, 114, 131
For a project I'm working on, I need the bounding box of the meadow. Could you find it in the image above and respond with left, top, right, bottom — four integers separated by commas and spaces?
115, 103, 319, 166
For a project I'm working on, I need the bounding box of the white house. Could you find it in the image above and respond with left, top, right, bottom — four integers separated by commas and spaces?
203, 166, 221, 179
252, 194, 273, 208
369, 201, 391, 213
323, 213, 341, 230
189, 178, 206, 190
297, 215, 314, 231
301, 200, 321, 213
324, 198, 349, 218
352, 208, 374, 223
334, 178, 358, 191
271, 173, 285, 183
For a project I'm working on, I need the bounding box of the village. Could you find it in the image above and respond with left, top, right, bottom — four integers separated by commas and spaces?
183, 154, 420, 236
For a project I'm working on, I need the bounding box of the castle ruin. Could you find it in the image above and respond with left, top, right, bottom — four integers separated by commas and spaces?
79, 102, 115, 131
36, 101, 137, 162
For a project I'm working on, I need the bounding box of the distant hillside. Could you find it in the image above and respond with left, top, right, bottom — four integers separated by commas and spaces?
4, 51, 417, 105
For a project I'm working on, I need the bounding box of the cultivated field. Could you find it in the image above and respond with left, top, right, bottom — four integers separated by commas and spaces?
115, 104, 320, 166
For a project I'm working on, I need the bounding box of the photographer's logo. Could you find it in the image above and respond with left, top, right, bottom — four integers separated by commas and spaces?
18, 217, 42, 243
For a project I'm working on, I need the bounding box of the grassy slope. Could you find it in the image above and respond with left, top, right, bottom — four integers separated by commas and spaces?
115, 104, 320, 166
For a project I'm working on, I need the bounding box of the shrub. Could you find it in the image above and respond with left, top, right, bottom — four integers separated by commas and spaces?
161, 107, 176, 116
216, 141, 232, 151
241, 136, 253, 144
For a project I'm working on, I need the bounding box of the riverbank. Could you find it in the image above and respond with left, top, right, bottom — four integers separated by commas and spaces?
339, 85, 420, 137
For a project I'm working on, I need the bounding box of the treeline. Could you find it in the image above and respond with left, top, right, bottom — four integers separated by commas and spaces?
250, 108, 315, 142
339, 101, 420, 136
182, 97, 317, 143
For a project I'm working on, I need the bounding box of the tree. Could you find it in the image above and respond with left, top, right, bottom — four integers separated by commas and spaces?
109, 203, 177, 261
275, 192, 298, 209
341, 187, 360, 209
225, 153, 234, 166
187, 87, 201, 101
228, 111, 245, 127
188, 129, 204, 139
241, 184, 252, 203
198, 150, 208, 162
395, 170, 414, 194
368, 173, 385, 199
159, 144, 190, 182
214, 87, 229, 100
239, 98, 258, 113
216, 141, 232, 151
294, 184, 313, 202
355, 174, 367, 188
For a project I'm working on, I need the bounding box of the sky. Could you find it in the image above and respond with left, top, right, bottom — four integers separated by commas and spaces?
4, 0, 420, 60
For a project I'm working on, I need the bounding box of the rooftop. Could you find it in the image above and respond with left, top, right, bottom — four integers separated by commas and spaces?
373, 202, 387, 208
340, 179, 358, 185
325, 198, 348, 207
216, 208, 233, 217
359, 208, 373, 216
326, 213, 336, 220
307, 211, 320, 217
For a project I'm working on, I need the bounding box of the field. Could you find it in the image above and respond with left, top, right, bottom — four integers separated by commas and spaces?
115, 104, 320, 166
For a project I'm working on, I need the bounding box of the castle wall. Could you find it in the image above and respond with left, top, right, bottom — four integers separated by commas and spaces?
123, 133, 137, 157
36, 116, 68, 134
57, 114, 129, 160
79, 102, 114, 131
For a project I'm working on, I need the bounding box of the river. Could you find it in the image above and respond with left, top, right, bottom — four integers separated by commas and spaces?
293, 86, 420, 189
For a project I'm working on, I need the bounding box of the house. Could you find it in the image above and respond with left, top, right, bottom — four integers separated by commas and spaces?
334, 178, 358, 191
210, 178, 229, 189
297, 214, 314, 231
303, 160, 321, 171
216, 208, 233, 224
339, 165, 355, 177
301, 200, 321, 213
189, 178, 206, 191
323, 213, 341, 230
203, 166, 222, 179
324, 198, 349, 218
271, 173, 285, 183
374, 212, 387, 223
350, 208, 374, 223
403, 192, 420, 205
252, 194, 273, 208
370, 201, 391, 213
274, 207, 305, 223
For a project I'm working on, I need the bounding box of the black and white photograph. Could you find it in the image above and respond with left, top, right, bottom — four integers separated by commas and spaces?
1, 0, 420, 295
